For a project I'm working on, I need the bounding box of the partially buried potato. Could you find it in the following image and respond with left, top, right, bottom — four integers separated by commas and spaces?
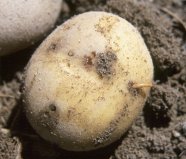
0, 0, 62, 56
23, 11, 154, 151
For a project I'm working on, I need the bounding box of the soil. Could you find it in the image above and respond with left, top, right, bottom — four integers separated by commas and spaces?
95, 52, 117, 78
0, 0, 186, 159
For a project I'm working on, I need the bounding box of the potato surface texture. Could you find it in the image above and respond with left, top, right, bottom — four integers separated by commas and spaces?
0, 0, 62, 56
24, 11, 153, 151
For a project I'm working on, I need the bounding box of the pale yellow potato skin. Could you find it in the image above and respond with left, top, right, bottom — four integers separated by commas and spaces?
24, 11, 154, 151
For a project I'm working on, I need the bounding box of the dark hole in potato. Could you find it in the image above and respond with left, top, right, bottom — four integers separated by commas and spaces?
49, 104, 56, 111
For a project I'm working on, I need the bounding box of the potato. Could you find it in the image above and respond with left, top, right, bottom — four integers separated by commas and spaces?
0, 0, 62, 56
23, 11, 154, 151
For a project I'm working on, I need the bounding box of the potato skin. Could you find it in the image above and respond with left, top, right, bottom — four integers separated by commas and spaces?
24, 11, 154, 151
0, 0, 62, 56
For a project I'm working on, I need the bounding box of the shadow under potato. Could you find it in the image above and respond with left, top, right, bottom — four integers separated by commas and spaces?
0, 44, 39, 82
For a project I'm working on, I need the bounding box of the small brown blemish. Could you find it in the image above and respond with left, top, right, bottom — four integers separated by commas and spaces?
49, 104, 56, 111
83, 52, 97, 68
119, 89, 123, 93
75, 75, 80, 79
63, 21, 76, 31
97, 96, 105, 101
63, 24, 71, 30
128, 81, 140, 96
47, 42, 59, 52
78, 99, 82, 103
67, 107, 76, 119
84, 55, 93, 66
95, 52, 117, 78
68, 51, 74, 56
67, 109, 72, 119
67, 63, 71, 67
91, 51, 96, 57
124, 71, 129, 76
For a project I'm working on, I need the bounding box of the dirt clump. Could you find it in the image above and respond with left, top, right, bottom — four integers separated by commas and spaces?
0, 130, 22, 159
95, 52, 117, 78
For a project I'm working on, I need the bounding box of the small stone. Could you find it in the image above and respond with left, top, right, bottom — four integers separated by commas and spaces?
180, 150, 186, 159
172, 130, 181, 138
182, 122, 186, 136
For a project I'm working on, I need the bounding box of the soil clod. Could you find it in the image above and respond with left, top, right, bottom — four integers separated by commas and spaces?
95, 52, 117, 78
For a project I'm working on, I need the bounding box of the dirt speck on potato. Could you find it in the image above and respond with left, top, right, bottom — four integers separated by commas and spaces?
47, 41, 60, 53
95, 15, 119, 37
68, 50, 74, 56
36, 105, 59, 133
49, 104, 57, 112
95, 52, 117, 78
127, 81, 147, 97
94, 104, 129, 146
83, 55, 93, 66
83, 51, 97, 68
